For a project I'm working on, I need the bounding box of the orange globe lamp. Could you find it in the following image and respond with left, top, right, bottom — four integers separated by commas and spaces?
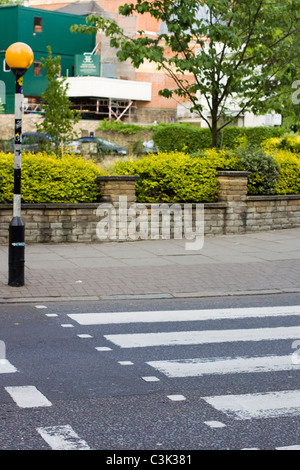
5, 42, 34, 76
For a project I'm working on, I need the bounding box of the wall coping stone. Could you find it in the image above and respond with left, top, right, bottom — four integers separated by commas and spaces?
247, 194, 300, 201
217, 170, 252, 177
0, 203, 100, 210
0, 202, 227, 209
97, 176, 140, 181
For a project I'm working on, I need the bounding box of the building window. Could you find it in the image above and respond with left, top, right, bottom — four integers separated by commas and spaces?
33, 62, 43, 77
34, 17, 43, 33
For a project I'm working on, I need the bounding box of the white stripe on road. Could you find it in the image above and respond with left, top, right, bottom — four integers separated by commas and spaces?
104, 325, 300, 348
276, 445, 300, 450
147, 354, 299, 377
202, 390, 300, 420
0, 359, 17, 374
67, 306, 300, 325
5, 386, 52, 408
37, 425, 90, 450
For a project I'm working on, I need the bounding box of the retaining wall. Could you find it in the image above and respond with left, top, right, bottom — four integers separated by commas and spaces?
0, 172, 300, 244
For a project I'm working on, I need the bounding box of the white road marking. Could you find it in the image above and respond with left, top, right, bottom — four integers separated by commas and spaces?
0, 359, 18, 374
104, 326, 300, 348
167, 394, 186, 401
67, 306, 300, 325
204, 421, 226, 428
118, 361, 134, 365
37, 425, 90, 450
276, 445, 300, 450
61, 324, 74, 328
147, 354, 299, 377
77, 334, 93, 338
202, 390, 300, 420
95, 347, 112, 351
5, 386, 52, 408
142, 376, 160, 382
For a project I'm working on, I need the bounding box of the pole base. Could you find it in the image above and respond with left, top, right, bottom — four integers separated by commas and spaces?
8, 216, 25, 287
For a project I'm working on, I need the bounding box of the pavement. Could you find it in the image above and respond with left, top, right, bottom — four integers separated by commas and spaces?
0, 228, 300, 303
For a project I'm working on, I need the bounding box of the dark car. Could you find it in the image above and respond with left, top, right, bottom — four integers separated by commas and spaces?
78, 136, 127, 155
10, 132, 53, 153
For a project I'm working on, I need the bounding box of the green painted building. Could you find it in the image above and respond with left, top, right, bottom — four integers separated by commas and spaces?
0, 5, 95, 113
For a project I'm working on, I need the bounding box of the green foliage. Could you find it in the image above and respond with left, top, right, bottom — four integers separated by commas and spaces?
153, 124, 286, 153
233, 144, 281, 195
111, 150, 241, 203
36, 46, 80, 154
111, 144, 300, 202
0, 152, 103, 203
274, 150, 300, 195
97, 119, 154, 135
262, 135, 300, 153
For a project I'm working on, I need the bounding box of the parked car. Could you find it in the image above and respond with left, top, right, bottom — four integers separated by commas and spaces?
79, 136, 127, 155
9, 132, 54, 153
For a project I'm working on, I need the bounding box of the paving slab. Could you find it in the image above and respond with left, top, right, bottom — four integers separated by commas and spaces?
0, 228, 300, 302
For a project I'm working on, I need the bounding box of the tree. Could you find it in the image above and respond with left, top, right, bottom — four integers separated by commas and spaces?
36, 46, 80, 155
72, 0, 300, 147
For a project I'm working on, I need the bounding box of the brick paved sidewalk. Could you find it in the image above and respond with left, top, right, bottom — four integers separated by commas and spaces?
0, 228, 300, 303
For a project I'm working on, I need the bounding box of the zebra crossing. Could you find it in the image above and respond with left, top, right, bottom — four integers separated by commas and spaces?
1, 303, 300, 449
68, 305, 300, 428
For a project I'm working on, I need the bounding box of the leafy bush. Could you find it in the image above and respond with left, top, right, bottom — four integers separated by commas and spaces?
112, 150, 241, 203
273, 150, 300, 195
262, 134, 300, 153
153, 123, 212, 153
152, 123, 287, 152
0, 152, 103, 203
233, 144, 281, 195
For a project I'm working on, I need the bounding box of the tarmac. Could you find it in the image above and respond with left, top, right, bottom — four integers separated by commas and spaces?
0, 228, 300, 303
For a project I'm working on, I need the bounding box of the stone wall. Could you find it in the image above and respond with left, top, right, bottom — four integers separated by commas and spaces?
0, 115, 102, 141
247, 195, 300, 232
1, 172, 300, 244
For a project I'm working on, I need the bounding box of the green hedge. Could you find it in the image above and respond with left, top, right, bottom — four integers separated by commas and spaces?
1, 144, 299, 205
262, 135, 300, 154
111, 146, 300, 203
0, 152, 103, 203
96, 119, 155, 135
152, 123, 287, 153
112, 150, 241, 203
274, 150, 300, 195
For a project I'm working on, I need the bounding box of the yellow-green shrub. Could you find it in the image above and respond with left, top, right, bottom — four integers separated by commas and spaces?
273, 150, 300, 195
112, 150, 241, 203
262, 135, 300, 153
0, 152, 103, 203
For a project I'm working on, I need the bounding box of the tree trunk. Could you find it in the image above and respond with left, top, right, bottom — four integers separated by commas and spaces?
211, 120, 218, 148
211, 95, 219, 148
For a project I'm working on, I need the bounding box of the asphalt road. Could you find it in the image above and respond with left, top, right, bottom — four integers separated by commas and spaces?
0, 293, 300, 453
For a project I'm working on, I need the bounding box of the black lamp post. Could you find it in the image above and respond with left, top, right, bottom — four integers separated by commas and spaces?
5, 42, 34, 287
